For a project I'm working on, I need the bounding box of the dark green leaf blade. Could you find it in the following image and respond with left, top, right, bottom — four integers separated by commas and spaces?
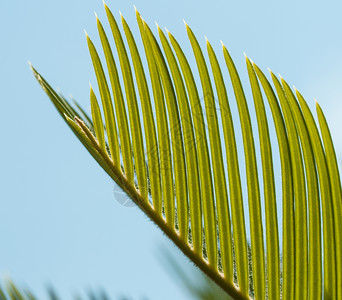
136, 13, 174, 225
246, 57, 277, 300
316, 101, 342, 300
222, 44, 264, 297
96, 14, 134, 184
90, 85, 106, 151
143, 21, 188, 239
85, 32, 121, 167
270, 72, 307, 300
296, 89, 336, 300
281, 79, 322, 300
253, 63, 293, 300
122, 10, 162, 213
104, 4, 148, 199
158, 26, 202, 252
168, 30, 217, 269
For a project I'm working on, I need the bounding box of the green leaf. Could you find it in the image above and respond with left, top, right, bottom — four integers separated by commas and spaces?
222, 46, 264, 297
167, 30, 217, 268
206, 43, 248, 293
316, 101, 342, 300
296, 89, 336, 300
104, 5, 147, 198
186, 28, 236, 279
246, 59, 276, 300
96, 14, 134, 184
121, 11, 162, 213
85, 32, 120, 167
136, 14, 175, 226
143, 20, 188, 238
32, 4, 342, 299
90, 85, 106, 151
270, 73, 306, 300
158, 26, 202, 252
281, 79, 322, 299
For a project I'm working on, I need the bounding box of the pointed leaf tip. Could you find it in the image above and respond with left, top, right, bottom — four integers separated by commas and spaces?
63, 113, 71, 121
135, 7, 141, 18
183, 19, 188, 27
244, 52, 252, 63
268, 68, 277, 78
84, 29, 88, 37
155, 21, 160, 29
28, 61, 34, 72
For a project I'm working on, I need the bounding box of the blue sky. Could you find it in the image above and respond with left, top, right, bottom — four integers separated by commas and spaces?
1, 0, 342, 299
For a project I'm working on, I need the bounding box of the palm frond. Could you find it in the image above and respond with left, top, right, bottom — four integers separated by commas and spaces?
31, 3, 342, 300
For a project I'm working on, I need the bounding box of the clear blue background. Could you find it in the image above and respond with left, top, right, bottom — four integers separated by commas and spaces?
1, 0, 342, 299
